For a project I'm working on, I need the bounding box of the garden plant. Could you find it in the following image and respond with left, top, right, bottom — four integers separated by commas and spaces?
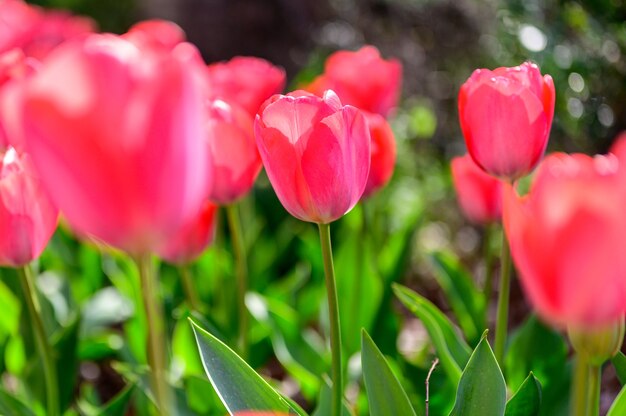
1, 0, 626, 415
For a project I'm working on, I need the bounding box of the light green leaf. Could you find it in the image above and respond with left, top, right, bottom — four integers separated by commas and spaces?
100, 383, 135, 416
392, 284, 471, 383
361, 330, 419, 416
505, 373, 542, 416
449, 333, 506, 416
429, 251, 486, 342
0, 386, 36, 416
189, 317, 301, 415
608, 382, 626, 416
311, 378, 353, 416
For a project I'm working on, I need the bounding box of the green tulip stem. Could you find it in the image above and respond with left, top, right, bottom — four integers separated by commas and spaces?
586, 364, 602, 416
226, 203, 249, 360
179, 265, 202, 312
571, 353, 589, 416
482, 224, 496, 303
494, 226, 512, 366
318, 222, 343, 416
137, 255, 170, 414
351, 202, 368, 334
18, 264, 59, 416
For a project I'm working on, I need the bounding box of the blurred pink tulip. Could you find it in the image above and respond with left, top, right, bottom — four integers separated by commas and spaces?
451, 154, 503, 224
206, 100, 261, 204
362, 112, 396, 198
0, 49, 39, 152
305, 46, 402, 117
0, 147, 58, 266
255, 90, 370, 224
157, 201, 218, 265
503, 152, 626, 327
125, 19, 186, 51
206, 56, 286, 117
610, 131, 626, 161
20, 34, 210, 254
0, 0, 95, 59
459, 62, 555, 180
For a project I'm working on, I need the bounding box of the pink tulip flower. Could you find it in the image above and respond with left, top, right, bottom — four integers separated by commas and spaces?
361, 112, 396, 198
503, 152, 626, 327
205, 100, 261, 204
0, 147, 58, 266
157, 201, 218, 265
255, 90, 370, 224
20, 34, 210, 254
305, 46, 402, 118
206, 56, 286, 117
451, 154, 503, 224
125, 19, 186, 51
0, 0, 95, 59
458, 62, 555, 180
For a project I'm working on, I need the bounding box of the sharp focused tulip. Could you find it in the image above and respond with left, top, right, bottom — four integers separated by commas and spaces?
362, 112, 396, 198
205, 100, 261, 204
20, 34, 210, 254
451, 154, 503, 224
459, 62, 555, 180
0, 147, 58, 266
255, 90, 370, 224
157, 200, 218, 265
503, 152, 626, 327
206, 56, 286, 117
305, 46, 402, 117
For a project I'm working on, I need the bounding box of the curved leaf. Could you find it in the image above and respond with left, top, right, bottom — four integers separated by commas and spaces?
449, 333, 506, 416
505, 373, 542, 416
392, 284, 471, 383
189, 317, 301, 415
361, 330, 419, 416
612, 351, 626, 386
608, 382, 626, 416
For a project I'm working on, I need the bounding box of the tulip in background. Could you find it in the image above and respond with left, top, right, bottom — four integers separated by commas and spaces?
0, 0, 95, 59
451, 153, 503, 225
361, 112, 396, 198
0, 146, 60, 415
125, 19, 186, 51
305, 45, 402, 117
19, 32, 212, 414
458, 61, 555, 366
458, 62, 555, 181
503, 151, 626, 415
255, 89, 370, 416
206, 56, 286, 117
206, 99, 261, 204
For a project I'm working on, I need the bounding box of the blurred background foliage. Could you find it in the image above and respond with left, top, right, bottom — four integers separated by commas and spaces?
10, 0, 626, 414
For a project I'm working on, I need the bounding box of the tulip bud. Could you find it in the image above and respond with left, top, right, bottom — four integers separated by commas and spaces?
458, 62, 555, 180
568, 320, 625, 365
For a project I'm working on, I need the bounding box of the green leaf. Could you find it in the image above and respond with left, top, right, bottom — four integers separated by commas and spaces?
612, 351, 626, 385
429, 251, 486, 343
100, 383, 135, 416
0, 386, 36, 416
392, 284, 471, 383
608, 382, 626, 416
449, 333, 506, 416
189, 317, 300, 415
361, 330, 419, 416
505, 373, 542, 416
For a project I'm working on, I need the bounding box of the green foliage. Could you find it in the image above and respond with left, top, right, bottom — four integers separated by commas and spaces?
505, 373, 542, 416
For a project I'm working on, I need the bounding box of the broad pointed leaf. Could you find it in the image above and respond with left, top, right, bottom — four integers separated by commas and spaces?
189, 318, 301, 415
505, 373, 542, 416
361, 329, 419, 416
449, 333, 506, 416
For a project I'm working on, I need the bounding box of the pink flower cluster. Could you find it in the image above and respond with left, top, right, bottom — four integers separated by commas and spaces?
0, 3, 402, 267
